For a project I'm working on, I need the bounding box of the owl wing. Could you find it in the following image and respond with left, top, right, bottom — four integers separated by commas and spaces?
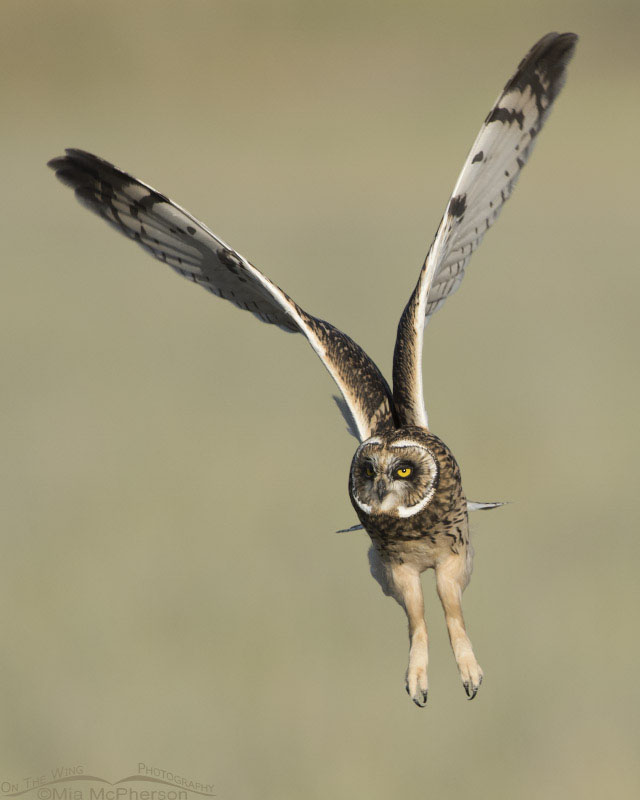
392, 32, 577, 428
49, 149, 395, 441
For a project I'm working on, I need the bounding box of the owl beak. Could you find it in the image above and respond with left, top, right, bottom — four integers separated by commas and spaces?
375, 478, 389, 502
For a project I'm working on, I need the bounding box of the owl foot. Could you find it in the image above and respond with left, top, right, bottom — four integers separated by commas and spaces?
458, 656, 483, 700
405, 666, 429, 707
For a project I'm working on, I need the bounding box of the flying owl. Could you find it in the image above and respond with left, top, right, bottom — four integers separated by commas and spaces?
49, 32, 577, 706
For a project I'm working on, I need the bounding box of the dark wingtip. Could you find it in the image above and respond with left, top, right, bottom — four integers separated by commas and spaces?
545, 31, 579, 65
47, 152, 83, 188
48, 149, 124, 179
48, 148, 94, 167
501, 31, 578, 114
530, 31, 578, 70
48, 149, 144, 202
556, 31, 579, 49
525, 31, 578, 59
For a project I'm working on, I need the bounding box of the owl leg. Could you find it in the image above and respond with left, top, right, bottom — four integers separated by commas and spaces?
435, 554, 483, 699
386, 560, 429, 708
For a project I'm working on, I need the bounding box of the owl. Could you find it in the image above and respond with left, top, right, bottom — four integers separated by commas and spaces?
49, 32, 577, 706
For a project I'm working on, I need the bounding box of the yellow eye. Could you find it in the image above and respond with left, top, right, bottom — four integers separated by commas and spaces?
365, 465, 375, 478
396, 466, 412, 478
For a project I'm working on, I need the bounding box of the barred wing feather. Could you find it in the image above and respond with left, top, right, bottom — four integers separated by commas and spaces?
49, 149, 395, 441
392, 33, 577, 428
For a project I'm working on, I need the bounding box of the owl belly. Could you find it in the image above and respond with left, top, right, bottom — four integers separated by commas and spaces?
360, 507, 469, 572
374, 532, 443, 571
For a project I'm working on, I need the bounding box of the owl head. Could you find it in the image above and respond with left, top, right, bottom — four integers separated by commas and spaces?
349, 429, 440, 519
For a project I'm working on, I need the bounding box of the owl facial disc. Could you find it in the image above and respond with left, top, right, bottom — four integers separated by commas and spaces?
350, 436, 439, 518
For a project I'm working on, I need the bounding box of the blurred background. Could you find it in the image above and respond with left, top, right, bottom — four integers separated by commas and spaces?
2, 1, 639, 798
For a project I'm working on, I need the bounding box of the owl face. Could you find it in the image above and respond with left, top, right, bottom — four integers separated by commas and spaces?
349, 434, 439, 519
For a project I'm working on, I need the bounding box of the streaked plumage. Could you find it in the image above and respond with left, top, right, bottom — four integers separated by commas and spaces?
49, 32, 577, 705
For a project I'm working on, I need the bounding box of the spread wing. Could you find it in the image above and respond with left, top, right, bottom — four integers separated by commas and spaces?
392, 32, 578, 428
48, 149, 395, 441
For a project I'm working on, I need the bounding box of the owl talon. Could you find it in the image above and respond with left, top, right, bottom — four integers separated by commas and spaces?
406, 682, 428, 707
405, 667, 429, 707
464, 682, 478, 700
462, 671, 482, 700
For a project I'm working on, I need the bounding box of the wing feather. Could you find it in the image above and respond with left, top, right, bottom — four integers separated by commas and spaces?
49, 149, 395, 441
392, 32, 577, 428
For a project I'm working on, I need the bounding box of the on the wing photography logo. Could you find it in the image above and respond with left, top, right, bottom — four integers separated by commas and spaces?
0, 764, 215, 800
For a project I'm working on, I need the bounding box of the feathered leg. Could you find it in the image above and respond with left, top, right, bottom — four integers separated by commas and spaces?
369, 547, 429, 707
435, 551, 483, 699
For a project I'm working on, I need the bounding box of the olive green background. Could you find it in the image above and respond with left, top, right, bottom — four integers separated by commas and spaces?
2, 1, 638, 798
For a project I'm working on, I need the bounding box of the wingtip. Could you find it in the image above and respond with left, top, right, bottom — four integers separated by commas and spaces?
47, 149, 78, 168
47, 158, 65, 176
551, 31, 579, 61
467, 500, 510, 512
47, 149, 89, 180
534, 31, 579, 71
558, 31, 579, 47
514, 31, 579, 81
48, 149, 120, 176
336, 523, 364, 534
